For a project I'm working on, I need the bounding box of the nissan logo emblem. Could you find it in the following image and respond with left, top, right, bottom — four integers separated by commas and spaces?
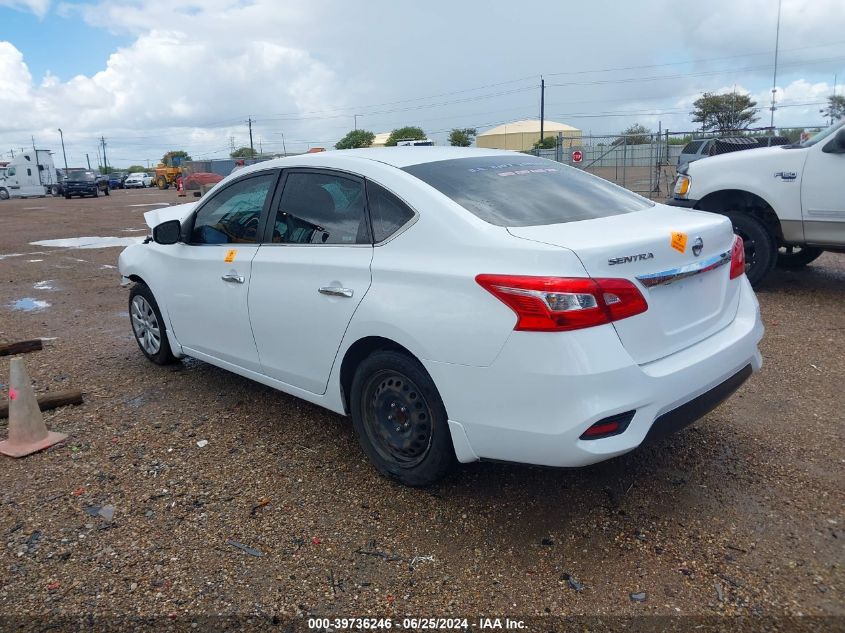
692, 237, 704, 257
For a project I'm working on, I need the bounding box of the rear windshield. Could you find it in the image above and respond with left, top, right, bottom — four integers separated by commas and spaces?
403, 156, 653, 227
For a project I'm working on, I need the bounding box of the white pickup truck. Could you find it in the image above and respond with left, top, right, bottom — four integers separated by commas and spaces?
668, 120, 845, 285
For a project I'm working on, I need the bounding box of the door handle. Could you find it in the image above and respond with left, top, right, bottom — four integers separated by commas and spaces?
318, 286, 354, 298
221, 273, 245, 284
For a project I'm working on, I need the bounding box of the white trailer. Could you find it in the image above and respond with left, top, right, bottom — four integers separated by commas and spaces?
0, 150, 60, 200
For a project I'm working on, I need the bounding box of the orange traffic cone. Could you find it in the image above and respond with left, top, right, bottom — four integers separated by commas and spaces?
0, 358, 67, 457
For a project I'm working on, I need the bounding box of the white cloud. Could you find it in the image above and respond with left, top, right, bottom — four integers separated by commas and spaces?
1, 0, 843, 162
0, 0, 49, 17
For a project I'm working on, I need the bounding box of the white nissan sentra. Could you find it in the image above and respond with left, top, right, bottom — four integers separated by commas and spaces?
119, 147, 763, 486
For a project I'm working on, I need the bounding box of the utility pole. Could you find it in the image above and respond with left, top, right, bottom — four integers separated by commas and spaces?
281, 132, 287, 156
354, 114, 359, 130
96, 146, 102, 170
769, 0, 782, 129
248, 117, 254, 156
86, 153, 91, 169
539, 77, 545, 154
58, 129, 68, 172
100, 136, 109, 172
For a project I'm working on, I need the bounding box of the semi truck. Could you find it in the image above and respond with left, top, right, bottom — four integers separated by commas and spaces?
0, 150, 61, 200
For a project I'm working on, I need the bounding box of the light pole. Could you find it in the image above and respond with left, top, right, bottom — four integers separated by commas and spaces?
57, 129, 68, 171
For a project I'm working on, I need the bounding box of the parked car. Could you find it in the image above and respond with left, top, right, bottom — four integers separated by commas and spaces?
677, 137, 758, 169
669, 120, 845, 285
125, 172, 152, 188
63, 169, 109, 198
108, 171, 127, 189
119, 147, 763, 486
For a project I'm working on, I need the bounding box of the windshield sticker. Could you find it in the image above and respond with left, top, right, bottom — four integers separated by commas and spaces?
224, 249, 238, 263
671, 232, 688, 253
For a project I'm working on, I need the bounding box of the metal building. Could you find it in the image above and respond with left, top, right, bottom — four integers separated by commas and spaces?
476, 119, 581, 151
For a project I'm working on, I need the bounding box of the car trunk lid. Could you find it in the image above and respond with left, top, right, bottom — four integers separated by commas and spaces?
507, 205, 742, 364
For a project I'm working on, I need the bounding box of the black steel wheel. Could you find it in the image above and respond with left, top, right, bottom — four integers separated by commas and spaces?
351, 350, 456, 486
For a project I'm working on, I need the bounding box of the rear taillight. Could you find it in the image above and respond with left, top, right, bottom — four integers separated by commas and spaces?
475, 274, 648, 332
730, 235, 745, 279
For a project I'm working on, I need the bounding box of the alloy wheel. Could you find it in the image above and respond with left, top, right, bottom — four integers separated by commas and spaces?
130, 295, 161, 355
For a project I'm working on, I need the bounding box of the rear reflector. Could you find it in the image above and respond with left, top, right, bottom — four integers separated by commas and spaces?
730, 235, 745, 279
475, 274, 648, 332
580, 411, 636, 440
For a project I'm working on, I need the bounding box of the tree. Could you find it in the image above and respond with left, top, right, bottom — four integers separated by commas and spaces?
335, 129, 376, 150
126, 164, 146, 173
230, 146, 258, 158
691, 92, 759, 132
613, 123, 651, 145
822, 94, 845, 123
385, 126, 426, 146
532, 136, 556, 150
448, 128, 477, 147
161, 150, 191, 166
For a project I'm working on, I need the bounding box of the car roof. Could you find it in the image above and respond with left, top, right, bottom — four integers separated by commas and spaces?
239, 146, 519, 174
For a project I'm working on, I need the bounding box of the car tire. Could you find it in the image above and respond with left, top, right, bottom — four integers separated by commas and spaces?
350, 350, 457, 486
104, 188, 110, 196
129, 283, 177, 365
725, 212, 776, 286
64, 194, 71, 199
777, 245, 823, 269
93, 188, 99, 198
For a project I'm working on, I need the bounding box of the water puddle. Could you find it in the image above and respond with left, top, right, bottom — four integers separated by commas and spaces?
10, 298, 50, 311
27, 259, 44, 262
33, 280, 56, 291
101, 264, 117, 269
23, 207, 47, 210
30, 236, 145, 249
0, 251, 47, 261
121, 228, 149, 232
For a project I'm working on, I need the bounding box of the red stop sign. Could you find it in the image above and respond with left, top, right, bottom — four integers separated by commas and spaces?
572, 150, 583, 163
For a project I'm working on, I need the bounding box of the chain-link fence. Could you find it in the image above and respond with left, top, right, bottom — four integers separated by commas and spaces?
535, 126, 806, 200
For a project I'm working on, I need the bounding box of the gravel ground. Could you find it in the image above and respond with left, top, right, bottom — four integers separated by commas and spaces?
0, 190, 842, 630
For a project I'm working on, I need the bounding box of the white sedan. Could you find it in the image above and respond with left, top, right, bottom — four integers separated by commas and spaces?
118, 147, 763, 486
124, 172, 152, 188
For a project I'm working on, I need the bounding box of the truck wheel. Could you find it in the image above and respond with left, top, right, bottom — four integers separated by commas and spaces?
64, 194, 71, 199
725, 212, 776, 286
777, 245, 823, 269
93, 188, 99, 198
157, 177, 169, 190
104, 188, 110, 196
50, 185, 59, 196
0, 188, 8, 200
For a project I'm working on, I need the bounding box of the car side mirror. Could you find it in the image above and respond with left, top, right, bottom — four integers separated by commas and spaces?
152, 219, 182, 245
823, 128, 845, 154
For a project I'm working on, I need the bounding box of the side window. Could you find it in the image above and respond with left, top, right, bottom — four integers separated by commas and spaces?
8, 167, 15, 177
27, 168, 32, 177
366, 181, 415, 242
191, 172, 275, 245
272, 171, 369, 245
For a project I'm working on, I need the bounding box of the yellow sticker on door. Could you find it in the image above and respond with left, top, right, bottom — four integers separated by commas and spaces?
670, 232, 688, 253
224, 249, 238, 263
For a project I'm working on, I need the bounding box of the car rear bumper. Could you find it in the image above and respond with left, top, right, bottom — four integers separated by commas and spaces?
427, 276, 763, 467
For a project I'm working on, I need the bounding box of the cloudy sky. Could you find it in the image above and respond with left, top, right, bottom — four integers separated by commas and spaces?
1, 0, 843, 168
